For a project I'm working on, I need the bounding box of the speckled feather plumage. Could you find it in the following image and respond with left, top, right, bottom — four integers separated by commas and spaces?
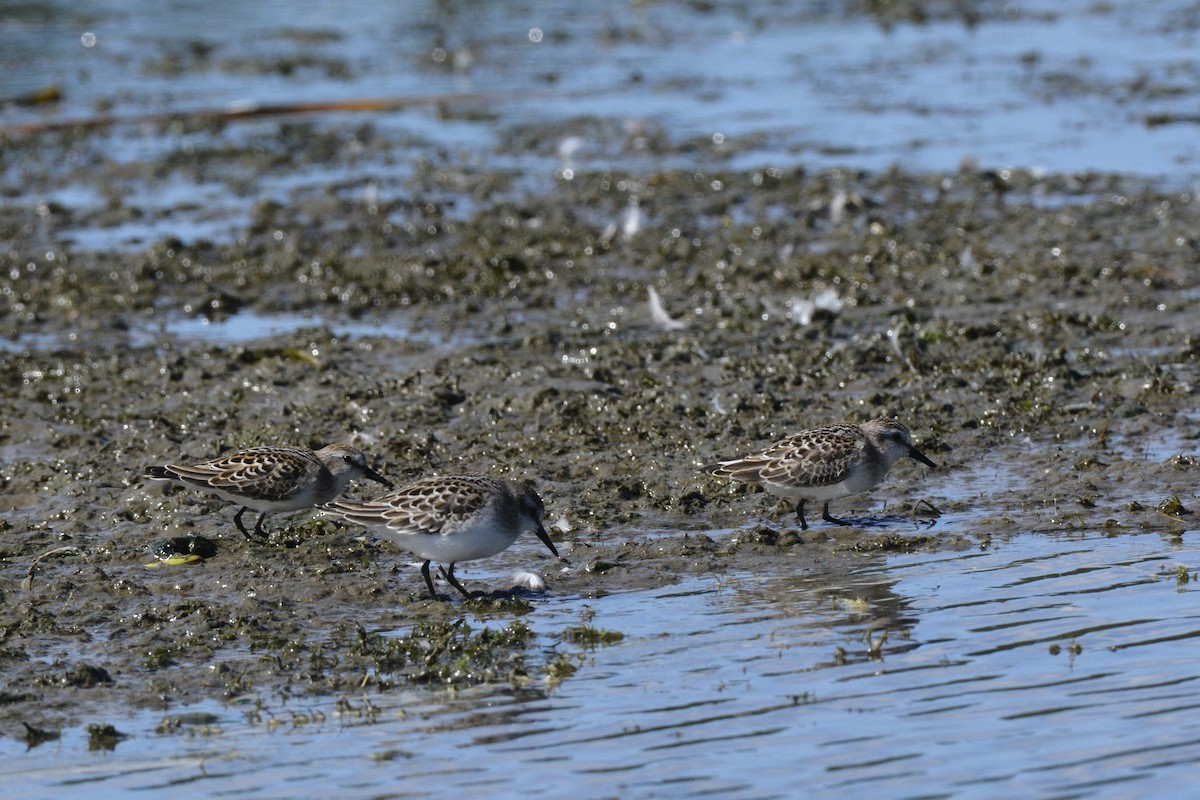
320, 475, 560, 600
144, 443, 393, 539
325, 476, 526, 538
161, 447, 331, 503
710, 423, 873, 490
702, 418, 936, 529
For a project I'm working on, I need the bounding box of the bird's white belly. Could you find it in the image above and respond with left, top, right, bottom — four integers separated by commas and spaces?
205, 487, 313, 513
377, 520, 522, 563
763, 462, 886, 502
764, 480, 854, 503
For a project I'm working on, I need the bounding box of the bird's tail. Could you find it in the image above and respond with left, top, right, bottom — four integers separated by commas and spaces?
143, 465, 174, 481
317, 500, 377, 524
701, 459, 766, 483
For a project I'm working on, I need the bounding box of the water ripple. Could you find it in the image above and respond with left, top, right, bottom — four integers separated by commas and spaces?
5, 525, 1200, 798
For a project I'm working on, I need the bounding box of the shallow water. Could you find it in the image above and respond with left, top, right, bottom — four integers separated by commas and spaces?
4, 528, 1199, 798
6, 0, 1200, 255
6, 0, 1198, 178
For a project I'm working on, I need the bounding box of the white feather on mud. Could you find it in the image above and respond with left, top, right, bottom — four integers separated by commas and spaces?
888, 324, 916, 370
620, 205, 642, 238
829, 188, 849, 224
784, 288, 843, 325
557, 135, 585, 161
510, 571, 547, 591
350, 430, 378, 447
959, 244, 976, 272
603, 205, 642, 242
648, 286, 688, 331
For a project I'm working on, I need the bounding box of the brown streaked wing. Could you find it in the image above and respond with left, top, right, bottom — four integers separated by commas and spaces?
184, 448, 314, 501
756, 425, 867, 488
354, 477, 499, 537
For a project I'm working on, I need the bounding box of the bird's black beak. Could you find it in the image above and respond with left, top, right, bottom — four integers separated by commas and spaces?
909, 446, 937, 469
534, 523, 565, 561
365, 467, 394, 489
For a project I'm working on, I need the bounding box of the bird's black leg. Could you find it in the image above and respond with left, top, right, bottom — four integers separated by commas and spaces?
253, 512, 268, 539
795, 499, 809, 530
420, 560, 440, 601
439, 563, 473, 599
234, 507, 254, 540
822, 501, 851, 527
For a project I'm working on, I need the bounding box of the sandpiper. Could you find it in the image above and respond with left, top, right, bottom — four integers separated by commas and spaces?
319, 475, 561, 600
144, 444, 393, 539
702, 417, 936, 529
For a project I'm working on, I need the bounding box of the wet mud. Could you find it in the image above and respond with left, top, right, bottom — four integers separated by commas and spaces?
1, 123, 1197, 739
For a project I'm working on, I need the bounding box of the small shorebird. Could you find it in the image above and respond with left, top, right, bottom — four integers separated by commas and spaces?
144, 444, 393, 539
320, 475, 561, 600
702, 417, 936, 529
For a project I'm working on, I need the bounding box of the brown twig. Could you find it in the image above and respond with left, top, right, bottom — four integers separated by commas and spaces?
911, 498, 942, 519
0, 92, 519, 136
22, 546, 81, 591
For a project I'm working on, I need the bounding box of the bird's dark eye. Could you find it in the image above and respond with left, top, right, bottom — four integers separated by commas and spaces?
343, 455, 355, 464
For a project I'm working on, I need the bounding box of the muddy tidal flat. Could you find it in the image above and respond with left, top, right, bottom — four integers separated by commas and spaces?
2, 2, 1200, 797
4, 136, 1198, 735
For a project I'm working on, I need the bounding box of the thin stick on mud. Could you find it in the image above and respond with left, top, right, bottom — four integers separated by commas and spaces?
23, 546, 81, 592
0, 92, 524, 136
911, 498, 942, 519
